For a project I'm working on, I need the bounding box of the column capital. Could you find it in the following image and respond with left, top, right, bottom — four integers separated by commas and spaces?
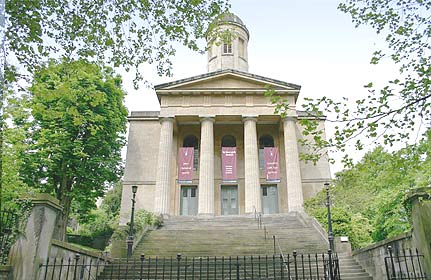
159, 117, 175, 124
199, 115, 215, 123
242, 115, 258, 123
282, 115, 298, 122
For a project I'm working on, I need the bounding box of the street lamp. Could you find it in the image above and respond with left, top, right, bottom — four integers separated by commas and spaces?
127, 185, 138, 257
325, 182, 335, 252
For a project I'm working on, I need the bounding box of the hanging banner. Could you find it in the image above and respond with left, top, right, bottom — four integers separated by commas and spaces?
264, 147, 280, 182
222, 147, 237, 182
178, 147, 194, 182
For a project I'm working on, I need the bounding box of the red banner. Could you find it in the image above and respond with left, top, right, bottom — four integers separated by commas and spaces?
178, 147, 194, 182
264, 147, 280, 182
222, 147, 237, 182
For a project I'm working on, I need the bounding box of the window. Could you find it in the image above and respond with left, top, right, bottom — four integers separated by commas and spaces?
183, 135, 199, 170
223, 43, 232, 54
239, 38, 244, 57
221, 135, 236, 147
259, 135, 275, 169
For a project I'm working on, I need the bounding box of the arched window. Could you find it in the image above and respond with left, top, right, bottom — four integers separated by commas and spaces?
259, 135, 274, 169
221, 135, 236, 147
183, 135, 199, 170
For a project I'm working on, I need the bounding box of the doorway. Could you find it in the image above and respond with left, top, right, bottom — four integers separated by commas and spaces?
261, 185, 278, 214
221, 185, 238, 215
180, 186, 198, 216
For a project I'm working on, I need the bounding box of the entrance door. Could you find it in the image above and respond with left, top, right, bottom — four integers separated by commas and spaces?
261, 185, 279, 214
180, 186, 198, 216
221, 186, 238, 215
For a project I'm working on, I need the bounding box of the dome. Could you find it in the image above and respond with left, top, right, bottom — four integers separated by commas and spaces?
219, 12, 245, 26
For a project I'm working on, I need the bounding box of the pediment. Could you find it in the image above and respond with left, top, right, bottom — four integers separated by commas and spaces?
155, 69, 300, 93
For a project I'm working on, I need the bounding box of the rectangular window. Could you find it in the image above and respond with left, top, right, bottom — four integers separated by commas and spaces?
239, 38, 244, 57
194, 149, 198, 170
223, 43, 232, 54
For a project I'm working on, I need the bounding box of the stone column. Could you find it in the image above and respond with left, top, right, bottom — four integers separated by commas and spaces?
283, 117, 304, 211
8, 194, 62, 280
243, 116, 261, 213
198, 116, 215, 215
154, 117, 174, 215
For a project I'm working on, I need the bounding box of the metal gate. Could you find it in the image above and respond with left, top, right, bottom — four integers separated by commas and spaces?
384, 246, 430, 279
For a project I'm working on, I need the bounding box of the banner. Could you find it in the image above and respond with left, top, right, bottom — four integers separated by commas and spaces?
178, 147, 194, 182
264, 147, 280, 182
222, 147, 237, 182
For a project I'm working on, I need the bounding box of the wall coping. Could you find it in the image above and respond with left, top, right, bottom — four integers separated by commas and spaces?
352, 231, 412, 256
51, 239, 104, 259
30, 193, 63, 212
406, 186, 431, 203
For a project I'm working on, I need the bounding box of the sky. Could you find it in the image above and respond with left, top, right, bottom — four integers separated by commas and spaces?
121, 0, 399, 174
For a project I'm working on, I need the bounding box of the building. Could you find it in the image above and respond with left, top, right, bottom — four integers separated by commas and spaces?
119, 13, 330, 224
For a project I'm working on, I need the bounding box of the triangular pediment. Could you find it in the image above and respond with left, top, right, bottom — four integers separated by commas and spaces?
155, 69, 300, 93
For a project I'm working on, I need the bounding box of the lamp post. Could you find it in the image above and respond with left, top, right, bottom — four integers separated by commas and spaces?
127, 185, 138, 257
325, 182, 335, 252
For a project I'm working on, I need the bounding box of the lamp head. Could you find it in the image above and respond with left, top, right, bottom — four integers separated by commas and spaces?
324, 182, 330, 190
132, 185, 138, 194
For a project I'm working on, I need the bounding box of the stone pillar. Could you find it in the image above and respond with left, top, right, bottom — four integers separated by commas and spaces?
243, 116, 261, 213
154, 117, 174, 215
283, 117, 304, 211
8, 194, 62, 280
198, 116, 215, 215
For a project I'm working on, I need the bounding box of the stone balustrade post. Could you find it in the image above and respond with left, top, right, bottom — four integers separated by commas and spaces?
8, 194, 62, 280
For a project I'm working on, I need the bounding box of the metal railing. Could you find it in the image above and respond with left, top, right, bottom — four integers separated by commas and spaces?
384, 246, 430, 279
39, 252, 342, 280
0, 208, 18, 265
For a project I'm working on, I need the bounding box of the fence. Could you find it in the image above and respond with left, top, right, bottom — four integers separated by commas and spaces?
384, 246, 430, 279
39, 252, 340, 280
0, 208, 17, 265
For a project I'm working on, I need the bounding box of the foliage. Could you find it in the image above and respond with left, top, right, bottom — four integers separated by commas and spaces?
20, 59, 128, 239
5, 0, 230, 85
305, 131, 431, 249
267, 0, 431, 166
111, 210, 162, 241
100, 181, 123, 219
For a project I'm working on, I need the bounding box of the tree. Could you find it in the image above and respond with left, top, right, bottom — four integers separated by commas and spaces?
305, 130, 431, 248
21, 60, 128, 240
5, 0, 230, 84
268, 0, 431, 165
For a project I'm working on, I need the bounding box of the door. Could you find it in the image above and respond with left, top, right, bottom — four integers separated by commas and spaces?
221, 186, 238, 215
261, 185, 279, 214
180, 186, 198, 216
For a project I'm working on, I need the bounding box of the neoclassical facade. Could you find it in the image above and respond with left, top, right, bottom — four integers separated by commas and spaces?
119, 14, 330, 224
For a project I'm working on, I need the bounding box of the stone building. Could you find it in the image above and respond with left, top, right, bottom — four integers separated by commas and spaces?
119, 13, 330, 224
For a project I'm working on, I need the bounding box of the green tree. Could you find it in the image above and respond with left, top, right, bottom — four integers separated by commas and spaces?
5, 0, 230, 84
268, 0, 430, 165
21, 60, 128, 240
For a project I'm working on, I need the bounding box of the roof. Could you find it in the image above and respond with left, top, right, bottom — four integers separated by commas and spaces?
155, 69, 301, 91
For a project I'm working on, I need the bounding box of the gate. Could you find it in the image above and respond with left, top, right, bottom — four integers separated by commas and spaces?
384, 246, 430, 279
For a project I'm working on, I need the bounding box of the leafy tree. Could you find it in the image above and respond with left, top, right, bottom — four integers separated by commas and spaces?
21, 59, 128, 240
100, 181, 123, 219
5, 0, 230, 84
268, 0, 430, 165
305, 131, 431, 248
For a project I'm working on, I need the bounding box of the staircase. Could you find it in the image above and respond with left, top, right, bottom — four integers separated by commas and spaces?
338, 253, 373, 280
98, 213, 372, 279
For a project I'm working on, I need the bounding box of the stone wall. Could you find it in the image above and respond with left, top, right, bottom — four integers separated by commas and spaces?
352, 232, 413, 280
38, 239, 108, 280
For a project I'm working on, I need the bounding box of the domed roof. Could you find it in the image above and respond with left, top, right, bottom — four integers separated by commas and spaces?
219, 12, 245, 26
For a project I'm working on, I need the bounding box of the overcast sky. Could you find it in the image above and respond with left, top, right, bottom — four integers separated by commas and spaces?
121, 0, 399, 174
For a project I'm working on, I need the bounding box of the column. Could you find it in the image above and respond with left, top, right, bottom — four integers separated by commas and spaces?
283, 117, 304, 211
243, 116, 261, 213
198, 116, 215, 215
154, 117, 174, 215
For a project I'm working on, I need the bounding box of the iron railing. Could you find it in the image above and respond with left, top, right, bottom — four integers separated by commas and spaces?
385, 246, 430, 279
40, 252, 340, 280
0, 208, 18, 264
